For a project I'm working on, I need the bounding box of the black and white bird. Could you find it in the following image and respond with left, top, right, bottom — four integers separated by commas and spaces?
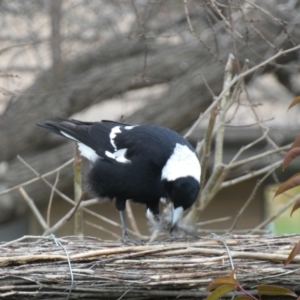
37, 119, 201, 243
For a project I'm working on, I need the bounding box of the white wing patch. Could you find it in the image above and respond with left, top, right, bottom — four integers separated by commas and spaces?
124, 125, 138, 130
105, 148, 131, 164
60, 131, 99, 163
109, 126, 121, 150
60, 131, 78, 141
78, 142, 99, 162
161, 143, 201, 182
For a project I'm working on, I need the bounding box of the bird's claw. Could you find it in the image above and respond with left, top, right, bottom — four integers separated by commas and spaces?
120, 233, 145, 245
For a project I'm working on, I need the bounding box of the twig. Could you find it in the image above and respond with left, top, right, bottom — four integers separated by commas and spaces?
228, 144, 290, 170
43, 199, 95, 235
184, 43, 300, 139
74, 144, 83, 237
126, 201, 142, 237
47, 172, 60, 226
50, 234, 74, 300
221, 160, 282, 188
130, 0, 148, 80
200, 106, 218, 191
210, 233, 235, 275
196, 216, 231, 226
249, 191, 300, 234
228, 168, 274, 232
19, 187, 48, 231
0, 158, 73, 197
0, 235, 51, 248
209, 0, 243, 38
214, 53, 235, 168
85, 221, 121, 240
199, 164, 225, 209
16, 155, 77, 207
227, 129, 270, 166
84, 207, 148, 239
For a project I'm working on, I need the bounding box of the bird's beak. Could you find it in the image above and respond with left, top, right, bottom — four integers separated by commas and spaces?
171, 206, 183, 230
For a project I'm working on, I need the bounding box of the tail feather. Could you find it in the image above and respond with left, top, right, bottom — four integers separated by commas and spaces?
37, 119, 126, 156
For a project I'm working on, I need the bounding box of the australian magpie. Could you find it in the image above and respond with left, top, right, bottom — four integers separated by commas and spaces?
37, 119, 201, 243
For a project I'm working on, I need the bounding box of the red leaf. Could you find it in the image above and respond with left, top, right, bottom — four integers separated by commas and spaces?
291, 134, 300, 149
207, 270, 239, 291
283, 147, 300, 170
258, 285, 297, 297
274, 173, 300, 198
290, 199, 300, 217
234, 297, 254, 300
206, 284, 236, 300
284, 240, 300, 265
288, 96, 300, 111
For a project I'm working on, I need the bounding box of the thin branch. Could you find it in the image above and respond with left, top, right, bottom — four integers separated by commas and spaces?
126, 201, 142, 237
228, 144, 290, 170
19, 187, 48, 231
199, 164, 225, 209
85, 220, 121, 240
0, 158, 74, 197
209, 0, 243, 38
74, 144, 83, 236
228, 168, 274, 232
214, 53, 235, 168
47, 172, 60, 226
221, 160, 282, 188
184, 43, 300, 139
249, 192, 300, 234
227, 128, 270, 166
197, 216, 231, 226
43, 199, 98, 236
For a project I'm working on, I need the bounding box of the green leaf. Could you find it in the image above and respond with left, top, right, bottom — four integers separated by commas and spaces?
288, 96, 300, 111
206, 284, 236, 300
282, 147, 300, 170
258, 285, 297, 297
274, 173, 300, 198
285, 240, 300, 265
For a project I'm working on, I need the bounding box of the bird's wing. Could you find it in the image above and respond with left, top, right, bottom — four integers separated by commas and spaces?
111, 125, 174, 168
37, 120, 173, 167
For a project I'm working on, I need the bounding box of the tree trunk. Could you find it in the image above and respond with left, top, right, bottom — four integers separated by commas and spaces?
1, 1, 300, 223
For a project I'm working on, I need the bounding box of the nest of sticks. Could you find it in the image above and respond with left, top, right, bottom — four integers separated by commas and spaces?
0, 234, 299, 299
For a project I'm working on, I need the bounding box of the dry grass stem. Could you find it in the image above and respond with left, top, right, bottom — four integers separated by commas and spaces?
0, 235, 299, 299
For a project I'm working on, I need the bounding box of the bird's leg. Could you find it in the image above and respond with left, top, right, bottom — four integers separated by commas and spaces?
118, 211, 144, 244
119, 210, 130, 241
114, 197, 144, 245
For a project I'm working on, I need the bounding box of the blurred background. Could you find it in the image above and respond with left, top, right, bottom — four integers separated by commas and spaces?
0, 0, 300, 241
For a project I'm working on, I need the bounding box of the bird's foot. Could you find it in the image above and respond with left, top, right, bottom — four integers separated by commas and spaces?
120, 233, 145, 245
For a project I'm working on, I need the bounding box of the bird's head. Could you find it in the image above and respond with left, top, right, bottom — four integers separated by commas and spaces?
163, 176, 200, 230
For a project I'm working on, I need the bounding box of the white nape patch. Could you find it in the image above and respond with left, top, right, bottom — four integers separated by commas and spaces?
172, 206, 184, 226
78, 142, 99, 163
105, 148, 131, 164
124, 125, 138, 130
109, 126, 121, 150
60, 131, 78, 141
160, 197, 166, 204
161, 143, 201, 182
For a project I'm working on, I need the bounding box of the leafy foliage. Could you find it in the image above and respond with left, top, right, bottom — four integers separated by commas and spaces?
274, 96, 300, 264
206, 270, 297, 300
275, 97, 300, 198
